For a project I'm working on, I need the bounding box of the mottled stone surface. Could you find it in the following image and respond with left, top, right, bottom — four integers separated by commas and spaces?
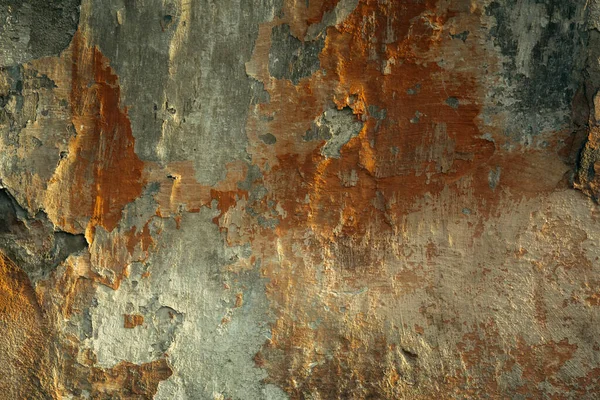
1, 0, 600, 399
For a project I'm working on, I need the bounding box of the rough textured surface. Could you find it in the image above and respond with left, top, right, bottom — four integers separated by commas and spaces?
0, 0, 80, 66
1, 0, 600, 399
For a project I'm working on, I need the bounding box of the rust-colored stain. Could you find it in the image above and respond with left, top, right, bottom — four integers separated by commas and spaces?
241, 0, 594, 397
126, 222, 155, 256
245, 1, 497, 396
0, 252, 55, 397
124, 314, 145, 329
246, 0, 497, 241
147, 160, 250, 224
235, 292, 244, 308
1, 0, 598, 397
89, 359, 172, 398
48, 31, 145, 239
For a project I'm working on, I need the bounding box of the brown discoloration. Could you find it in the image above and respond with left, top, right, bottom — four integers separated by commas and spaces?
1, 0, 598, 397
245, 1, 495, 395
0, 252, 56, 398
126, 222, 154, 256
148, 160, 249, 220
234, 292, 244, 308
47, 31, 145, 239
240, 1, 600, 397
513, 338, 578, 396
89, 359, 172, 398
451, 322, 580, 397
124, 314, 145, 329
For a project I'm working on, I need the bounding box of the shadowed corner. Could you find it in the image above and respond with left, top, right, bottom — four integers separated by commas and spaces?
0, 187, 88, 284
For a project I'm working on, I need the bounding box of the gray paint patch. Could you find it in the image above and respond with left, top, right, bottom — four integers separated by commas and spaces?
86, 0, 282, 185
488, 167, 501, 190
450, 30, 470, 42
304, 107, 363, 158
88, 209, 282, 398
410, 111, 423, 124
269, 24, 325, 85
0, 188, 87, 283
0, 0, 80, 67
259, 133, 277, 145
407, 84, 421, 95
304, 0, 359, 40
485, 0, 586, 138
445, 97, 460, 109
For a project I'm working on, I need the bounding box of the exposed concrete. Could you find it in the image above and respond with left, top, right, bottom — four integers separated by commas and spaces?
0, 188, 87, 283
84, 0, 283, 185
0, 0, 80, 66
303, 107, 363, 158
485, 0, 587, 140
304, 0, 359, 40
269, 23, 325, 85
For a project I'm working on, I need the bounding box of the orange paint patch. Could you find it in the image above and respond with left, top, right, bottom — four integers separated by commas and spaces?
126, 222, 155, 255
148, 160, 249, 221
90, 359, 172, 398
124, 314, 145, 329
235, 292, 244, 308
0, 252, 55, 397
242, 1, 517, 397
48, 32, 145, 239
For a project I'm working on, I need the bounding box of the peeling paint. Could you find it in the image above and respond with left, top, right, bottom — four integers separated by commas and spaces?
1, 0, 600, 398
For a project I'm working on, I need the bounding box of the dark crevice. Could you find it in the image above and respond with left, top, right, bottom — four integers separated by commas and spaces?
0, 187, 88, 283
401, 348, 418, 361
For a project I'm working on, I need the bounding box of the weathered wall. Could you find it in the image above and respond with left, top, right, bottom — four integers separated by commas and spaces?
1, 0, 600, 398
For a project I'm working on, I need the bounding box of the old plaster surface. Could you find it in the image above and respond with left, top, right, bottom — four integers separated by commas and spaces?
1, 0, 600, 399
